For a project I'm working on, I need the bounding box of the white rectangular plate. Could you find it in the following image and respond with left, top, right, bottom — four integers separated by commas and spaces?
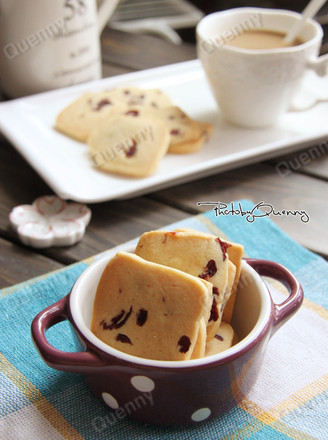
1, 59, 328, 203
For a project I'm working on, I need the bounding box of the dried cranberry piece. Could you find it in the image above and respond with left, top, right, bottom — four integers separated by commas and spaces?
199, 259, 217, 279
216, 237, 231, 261
170, 129, 180, 136
125, 110, 139, 116
101, 306, 132, 330
136, 309, 148, 326
162, 231, 177, 243
178, 335, 191, 353
116, 334, 132, 344
94, 98, 112, 111
115, 306, 132, 328
215, 334, 224, 341
100, 310, 123, 330
209, 296, 219, 322
125, 139, 137, 157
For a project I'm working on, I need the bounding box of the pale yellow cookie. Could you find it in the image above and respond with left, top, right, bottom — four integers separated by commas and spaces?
146, 106, 202, 149
190, 317, 207, 359
55, 91, 126, 142
222, 260, 236, 314
205, 322, 235, 356
167, 133, 206, 154
88, 114, 170, 177
168, 121, 213, 154
108, 86, 173, 109
222, 242, 244, 323
135, 229, 229, 341
91, 252, 212, 361
55, 87, 172, 142
176, 228, 244, 323
113, 105, 213, 154
174, 228, 244, 324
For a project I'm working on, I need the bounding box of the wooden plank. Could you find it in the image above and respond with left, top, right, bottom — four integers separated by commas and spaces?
0, 140, 53, 215
101, 63, 132, 78
0, 237, 64, 289
100, 28, 196, 71
268, 140, 328, 181
150, 162, 328, 258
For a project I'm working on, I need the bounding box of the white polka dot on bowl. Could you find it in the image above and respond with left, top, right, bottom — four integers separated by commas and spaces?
102, 392, 119, 409
130, 375, 155, 392
191, 407, 211, 422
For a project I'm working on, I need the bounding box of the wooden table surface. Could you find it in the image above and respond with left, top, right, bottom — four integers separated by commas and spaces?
0, 28, 327, 289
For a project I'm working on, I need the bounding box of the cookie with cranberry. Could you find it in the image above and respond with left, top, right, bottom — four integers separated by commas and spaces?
222, 260, 236, 316
55, 87, 172, 142
113, 105, 212, 154
174, 227, 244, 324
55, 91, 126, 142
221, 241, 244, 323
91, 251, 212, 361
205, 322, 235, 356
190, 317, 207, 359
168, 121, 213, 154
144, 106, 208, 152
108, 86, 173, 109
88, 114, 170, 177
135, 229, 230, 341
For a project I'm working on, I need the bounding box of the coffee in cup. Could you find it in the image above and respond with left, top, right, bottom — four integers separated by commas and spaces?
227, 29, 303, 50
196, 8, 328, 128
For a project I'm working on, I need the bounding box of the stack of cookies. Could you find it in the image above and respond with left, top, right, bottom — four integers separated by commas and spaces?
55, 86, 213, 178
91, 228, 244, 361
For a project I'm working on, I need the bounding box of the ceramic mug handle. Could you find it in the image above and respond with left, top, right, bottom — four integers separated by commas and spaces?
308, 53, 328, 77
246, 258, 304, 334
289, 53, 328, 111
31, 296, 105, 373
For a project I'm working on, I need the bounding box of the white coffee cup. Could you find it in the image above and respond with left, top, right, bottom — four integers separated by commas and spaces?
196, 8, 328, 128
0, 0, 119, 98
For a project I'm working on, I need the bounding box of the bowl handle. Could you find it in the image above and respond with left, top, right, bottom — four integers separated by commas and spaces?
31, 296, 106, 373
245, 258, 304, 334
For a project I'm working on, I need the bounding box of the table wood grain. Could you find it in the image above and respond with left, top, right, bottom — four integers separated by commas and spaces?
0, 28, 327, 289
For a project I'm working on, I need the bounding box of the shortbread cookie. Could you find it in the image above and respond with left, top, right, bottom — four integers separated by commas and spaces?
113, 105, 213, 154
174, 228, 244, 324
108, 86, 173, 109
145, 106, 209, 153
55, 91, 126, 142
135, 229, 230, 341
205, 322, 235, 356
222, 242, 244, 323
191, 317, 207, 359
88, 114, 170, 177
122, 105, 210, 151
168, 121, 213, 154
55, 87, 172, 142
167, 132, 206, 154
91, 252, 212, 361
222, 260, 236, 314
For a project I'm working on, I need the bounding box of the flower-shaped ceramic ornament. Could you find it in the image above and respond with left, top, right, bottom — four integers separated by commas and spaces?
9, 196, 91, 248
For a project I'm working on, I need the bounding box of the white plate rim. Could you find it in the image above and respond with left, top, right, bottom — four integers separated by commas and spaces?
1, 59, 328, 203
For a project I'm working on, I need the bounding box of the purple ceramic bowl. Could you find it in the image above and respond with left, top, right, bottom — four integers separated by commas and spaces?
31, 247, 303, 425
